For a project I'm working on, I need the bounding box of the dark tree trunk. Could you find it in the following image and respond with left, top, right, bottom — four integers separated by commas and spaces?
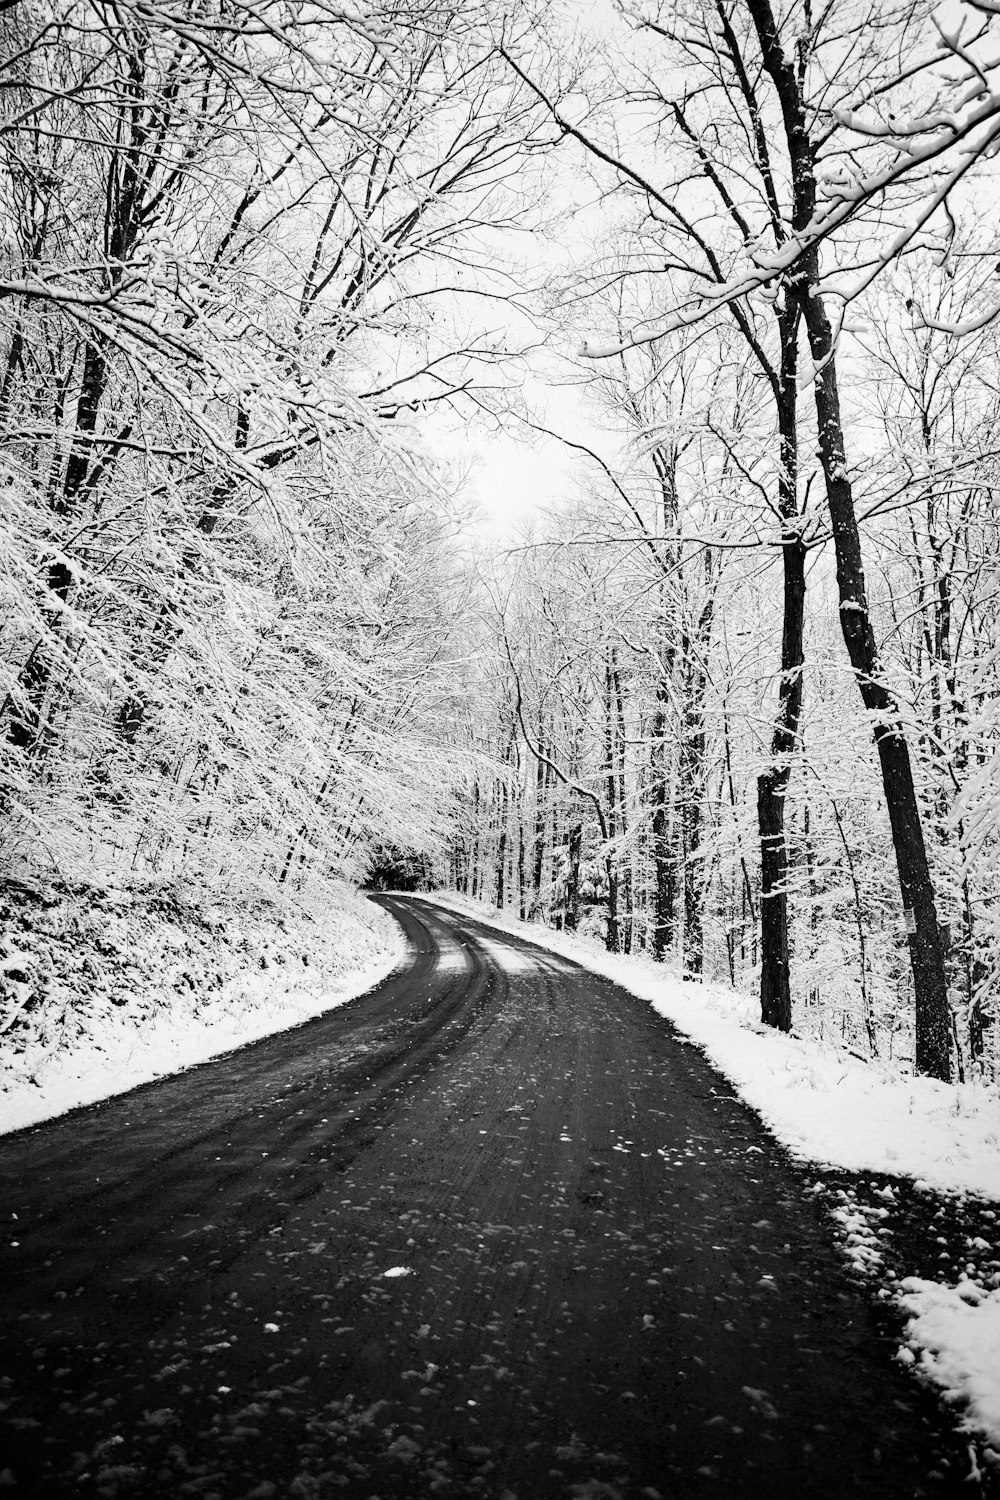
7, 338, 108, 753
649, 451, 681, 961
471, 780, 481, 901
532, 710, 547, 907
496, 778, 508, 909
682, 809, 703, 977
516, 731, 528, 918
758, 753, 795, 1025
800, 286, 949, 1078
612, 653, 633, 953
565, 823, 582, 932
604, 651, 621, 953
7, 32, 153, 755
681, 732, 704, 978
650, 686, 676, 960
758, 310, 805, 1032
496, 720, 516, 910
745, 0, 951, 1079
679, 594, 713, 978
0, 323, 25, 417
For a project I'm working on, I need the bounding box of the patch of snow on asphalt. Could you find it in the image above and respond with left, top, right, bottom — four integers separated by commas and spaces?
429, 939, 471, 975
897, 1278, 1000, 1459
828, 1193, 887, 1278
474, 935, 547, 974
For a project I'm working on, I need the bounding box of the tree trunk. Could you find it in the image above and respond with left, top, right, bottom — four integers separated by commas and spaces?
681, 723, 704, 978
650, 685, 676, 960
517, 736, 528, 918
679, 594, 713, 978
649, 454, 680, 962
604, 650, 621, 953
7, 337, 108, 753
802, 294, 949, 1076
612, 652, 633, 953
496, 718, 517, 910
471, 780, 481, 901
744, 0, 951, 1078
758, 317, 805, 1031
565, 823, 582, 931
496, 774, 508, 910
532, 710, 547, 909
7, 34, 153, 755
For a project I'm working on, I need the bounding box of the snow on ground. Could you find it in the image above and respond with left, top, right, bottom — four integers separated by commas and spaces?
898, 1278, 1000, 1462
0, 881, 404, 1136
421, 889, 1000, 1460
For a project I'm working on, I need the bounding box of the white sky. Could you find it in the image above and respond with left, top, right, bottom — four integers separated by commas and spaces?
466, 432, 573, 537
461, 363, 619, 537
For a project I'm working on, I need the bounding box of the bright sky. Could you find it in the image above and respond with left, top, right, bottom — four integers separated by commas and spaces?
462, 364, 618, 538
467, 432, 572, 537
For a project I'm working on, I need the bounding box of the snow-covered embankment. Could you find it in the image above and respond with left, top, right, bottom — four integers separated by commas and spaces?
0, 879, 403, 1136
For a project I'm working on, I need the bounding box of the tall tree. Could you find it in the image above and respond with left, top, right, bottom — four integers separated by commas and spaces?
504, 0, 954, 1075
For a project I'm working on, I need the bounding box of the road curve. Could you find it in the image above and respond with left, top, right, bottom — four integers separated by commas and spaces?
0, 895, 981, 1498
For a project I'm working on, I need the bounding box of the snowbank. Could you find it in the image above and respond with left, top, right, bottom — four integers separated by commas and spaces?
898, 1278, 1000, 1466
0, 879, 403, 1136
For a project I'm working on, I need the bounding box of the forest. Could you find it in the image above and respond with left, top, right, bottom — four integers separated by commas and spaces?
3, 0, 1000, 1090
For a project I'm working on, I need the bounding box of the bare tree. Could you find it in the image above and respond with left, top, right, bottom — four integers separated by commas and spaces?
502, 0, 955, 1076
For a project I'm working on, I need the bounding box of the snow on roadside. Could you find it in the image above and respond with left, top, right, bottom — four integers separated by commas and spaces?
421, 890, 1000, 1461
0, 881, 403, 1136
897, 1278, 1000, 1466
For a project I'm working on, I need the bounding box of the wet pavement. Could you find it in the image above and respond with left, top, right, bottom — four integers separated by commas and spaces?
0, 895, 988, 1497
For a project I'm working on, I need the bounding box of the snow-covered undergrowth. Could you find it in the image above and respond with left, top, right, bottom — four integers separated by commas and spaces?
421, 889, 1000, 1460
0, 876, 403, 1136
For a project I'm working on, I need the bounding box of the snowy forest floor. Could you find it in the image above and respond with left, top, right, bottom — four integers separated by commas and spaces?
0, 875, 404, 1137
422, 891, 1000, 1468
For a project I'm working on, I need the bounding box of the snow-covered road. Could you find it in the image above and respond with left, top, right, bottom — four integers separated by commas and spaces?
0, 896, 985, 1497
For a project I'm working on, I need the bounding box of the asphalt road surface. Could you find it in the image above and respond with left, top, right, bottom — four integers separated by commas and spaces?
0, 896, 985, 1498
